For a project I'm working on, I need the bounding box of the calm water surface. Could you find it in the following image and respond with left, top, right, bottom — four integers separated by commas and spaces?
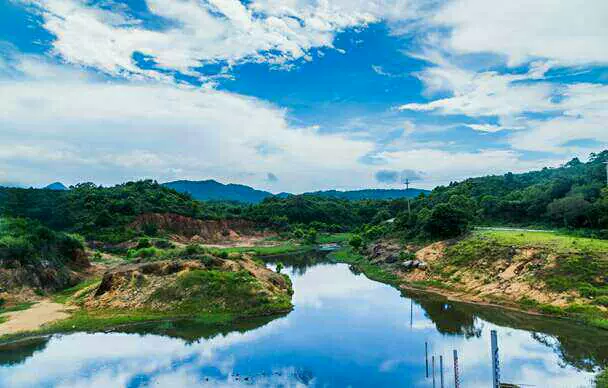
0, 256, 606, 387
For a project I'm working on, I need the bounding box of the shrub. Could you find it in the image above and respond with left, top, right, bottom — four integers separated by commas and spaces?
218, 251, 229, 259
399, 251, 416, 261
578, 283, 598, 298
154, 239, 174, 249
136, 238, 151, 249
305, 228, 318, 244
142, 223, 158, 237
546, 276, 573, 292
349, 235, 363, 250
185, 244, 204, 255
593, 296, 608, 307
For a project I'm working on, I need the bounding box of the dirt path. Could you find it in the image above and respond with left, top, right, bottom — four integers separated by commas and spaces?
0, 300, 74, 336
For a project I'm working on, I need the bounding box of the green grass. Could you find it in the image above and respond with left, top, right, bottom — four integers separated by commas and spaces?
317, 233, 352, 244
208, 242, 311, 257
479, 230, 608, 254
150, 269, 292, 316
410, 280, 454, 290
328, 247, 402, 287
0, 302, 35, 314
53, 278, 101, 304
444, 234, 512, 266
597, 368, 608, 388
46, 309, 235, 333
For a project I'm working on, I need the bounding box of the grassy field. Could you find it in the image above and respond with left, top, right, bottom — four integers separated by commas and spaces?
53, 278, 101, 304
480, 229, 608, 254
597, 369, 608, 388
437, 229, 608, 330
317, 233, 352, 244
208, 242, 310, 257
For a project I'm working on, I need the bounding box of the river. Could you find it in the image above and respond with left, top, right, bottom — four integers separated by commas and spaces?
0, 255, 606, 387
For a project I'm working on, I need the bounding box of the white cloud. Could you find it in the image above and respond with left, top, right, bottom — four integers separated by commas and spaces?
0, 56, 382, 191
467, 124, 507, 133
433, 0, 608, 66
399, 62, 555, 117
2, 56, 566, 191
391, 1, 608, 156
25, 0, 419, 79
399, 53, 608, 154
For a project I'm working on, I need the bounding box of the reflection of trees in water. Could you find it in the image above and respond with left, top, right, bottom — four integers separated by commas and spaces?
0, 313, 289, 366
264, 251, 331, 277
411, 294, 483, 338
116, 314, 288, 344
472, 308, 608, 372
0, 336, 50, 366
294, 368, 315, 385
407, 289, 608, 372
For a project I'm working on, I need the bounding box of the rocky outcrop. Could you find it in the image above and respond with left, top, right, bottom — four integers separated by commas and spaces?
367, 241, 428, 270
80, 255, 293, 316
129, 213, 268, 242
0, 249, 89, 292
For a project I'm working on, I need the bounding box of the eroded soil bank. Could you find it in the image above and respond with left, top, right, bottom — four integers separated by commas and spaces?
351, 230, 608, 329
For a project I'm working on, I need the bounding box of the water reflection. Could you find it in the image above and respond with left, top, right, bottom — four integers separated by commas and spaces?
0, 254, 605, 387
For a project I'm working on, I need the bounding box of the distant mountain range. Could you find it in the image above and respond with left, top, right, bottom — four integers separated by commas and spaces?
163, 180, 272, 203
0, 182, 68, 190
163, 179, 429, 203
44, 182, 68, 191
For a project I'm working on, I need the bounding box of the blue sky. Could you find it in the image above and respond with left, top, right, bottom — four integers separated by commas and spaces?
0, 0, 607, 192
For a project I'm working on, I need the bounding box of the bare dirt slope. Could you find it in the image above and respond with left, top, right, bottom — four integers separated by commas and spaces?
0, 301, 75, 335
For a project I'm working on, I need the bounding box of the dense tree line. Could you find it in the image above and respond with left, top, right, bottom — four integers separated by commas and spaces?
1, 151, 607, 243
0, 180, 244, 242
0, 217, 84, 266
394, 151, 608, 239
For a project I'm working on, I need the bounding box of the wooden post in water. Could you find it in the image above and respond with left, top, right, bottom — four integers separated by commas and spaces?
432, 356, 436, 388
491, 330, 500, 388
453, 350, 460, 388
410, 299, 413, 328
440, 355, 444, 388
425, 342, 429, 378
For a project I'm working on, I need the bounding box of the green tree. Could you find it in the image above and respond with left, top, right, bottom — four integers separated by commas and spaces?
349, 234, 363, 250
547, 196, 592, 227
422, 203, 470, 238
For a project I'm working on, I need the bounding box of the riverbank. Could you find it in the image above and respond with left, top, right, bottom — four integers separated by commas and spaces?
329, 230, 608, 331
0, 247, 294, 343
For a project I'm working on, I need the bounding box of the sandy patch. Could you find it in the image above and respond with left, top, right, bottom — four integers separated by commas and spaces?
0, 300, 74, 335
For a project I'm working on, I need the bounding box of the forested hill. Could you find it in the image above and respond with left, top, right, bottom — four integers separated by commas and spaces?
309, 188, 429, 201
163, 179, 428, 203
1, 150, 607, 244
397, 150, 608, 238
163, 180, 272, 204
0, 181, 244, 242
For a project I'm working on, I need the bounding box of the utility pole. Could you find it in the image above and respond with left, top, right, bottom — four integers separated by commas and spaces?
425, 342, 429, 378
410, 299, 413, 329
453, 350, 460, 388
432, 356, 436, 388
439, 355, 444, 388
491, 330, 500, 388
404, 178, 411, 215
604, 162, 608, 187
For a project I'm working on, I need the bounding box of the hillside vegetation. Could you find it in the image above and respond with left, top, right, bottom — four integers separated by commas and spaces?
351, 229, 608, 329
0, 217, 88, 291
391, 151, 608, 241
